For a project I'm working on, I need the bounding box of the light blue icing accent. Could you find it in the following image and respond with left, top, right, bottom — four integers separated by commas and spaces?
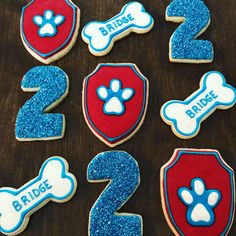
82, 1, 154, 54
97, 79, 135, 115
0, 157, 76, 235
178, 178, 221, 226
166, 0, 214, 62
161, 71, 236, 138
84, 64, 148, 143
33, 10, 65, 37
21, 0, 77, 58
163, 150, 235, 236
15, 66, 69, 140
87, 151, 142, 236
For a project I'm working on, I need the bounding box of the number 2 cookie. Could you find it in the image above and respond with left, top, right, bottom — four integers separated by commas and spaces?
166, 0, 214, 63
161, 149, 235, 236
82, 63, 149, 147
20, 0, 80, 64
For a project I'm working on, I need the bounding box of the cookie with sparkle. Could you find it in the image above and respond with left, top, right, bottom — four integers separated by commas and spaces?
0, 156, 77, 235
87, 151, 142, 236
20, 0, 80, 64
166, 0, 214, 63
82, 2, 154, 56
160, 71, 236, 139
160, 149, 235, 236
15, 66, 69, 141
82, 63, 149, 147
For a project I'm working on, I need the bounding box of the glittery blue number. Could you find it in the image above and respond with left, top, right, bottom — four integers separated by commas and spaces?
166, 0, 214, 63
15, 66, 69, 141
87, 151, 142, 236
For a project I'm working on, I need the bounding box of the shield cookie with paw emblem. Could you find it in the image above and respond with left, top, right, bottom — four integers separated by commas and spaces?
83, 63, 149, 147
20, 0, 80, 64
161, 149, 235, 236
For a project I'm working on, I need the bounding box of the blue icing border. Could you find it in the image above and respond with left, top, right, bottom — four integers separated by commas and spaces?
33, 10, 66, 38
84, 63, 148, 143
178, 177, 221, 226
21, 0, 77, 58
97, 79, 135, 116
163, 150, 235, 236
161, 71, 236, 138
0, 157, 76, 235
82, 1, 154, 54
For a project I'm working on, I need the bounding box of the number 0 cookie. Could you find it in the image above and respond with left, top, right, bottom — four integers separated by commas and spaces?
82, 63, 149, 147
20, 0, 80, 64
160, 149, 235, 236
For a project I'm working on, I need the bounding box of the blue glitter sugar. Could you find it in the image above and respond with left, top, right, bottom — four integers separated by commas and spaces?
87, 151, 142, 236
15, 66, 69, 140
166, 0, 214, 62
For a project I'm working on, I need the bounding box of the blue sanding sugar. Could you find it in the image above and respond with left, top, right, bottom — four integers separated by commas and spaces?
167, 0, 213, 60
88, 151, 142, 236
15, 66, 68, 140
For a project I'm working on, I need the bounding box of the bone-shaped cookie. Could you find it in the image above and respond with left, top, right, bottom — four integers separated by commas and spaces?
82, 1, 154, 56
0, 157, 77, 235
161, 71, 236, 139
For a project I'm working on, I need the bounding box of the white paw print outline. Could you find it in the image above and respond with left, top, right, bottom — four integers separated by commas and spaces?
97, 79, 135, 115
178, 178, 221, 226
33, 10, 65, 37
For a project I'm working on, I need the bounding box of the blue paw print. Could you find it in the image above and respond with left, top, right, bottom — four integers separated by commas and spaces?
97, 79, 134, 115
178, 178, 221, 226
33, 10, 65, 37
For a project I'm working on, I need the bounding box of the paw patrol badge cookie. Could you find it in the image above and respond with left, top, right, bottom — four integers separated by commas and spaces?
82, 63, 149, 147
20, 0, 80, 64
160, 149, 235, 236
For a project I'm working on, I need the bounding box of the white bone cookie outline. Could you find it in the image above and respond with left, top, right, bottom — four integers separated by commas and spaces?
82, 1, 154, 56
0, 157, 77, 235
161, 71, 236, 139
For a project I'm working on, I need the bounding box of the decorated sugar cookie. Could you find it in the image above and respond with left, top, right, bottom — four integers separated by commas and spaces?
82, 63, 149, 147
15, 66, 69, 141
166, 0, 214, 63
82, 2, 154, 56
87, 151, 142, 236
160, 149, 235, 236
20, 0, 80, 64
0, 156, 77, 235
161, 71, 236, 139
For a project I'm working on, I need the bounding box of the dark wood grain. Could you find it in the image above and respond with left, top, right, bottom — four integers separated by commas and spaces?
0, 0, 235, 235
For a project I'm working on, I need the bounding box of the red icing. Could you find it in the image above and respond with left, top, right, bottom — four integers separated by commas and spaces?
83, 64, 148, 145
162, 150, 234, 236
21, 0, 78, 58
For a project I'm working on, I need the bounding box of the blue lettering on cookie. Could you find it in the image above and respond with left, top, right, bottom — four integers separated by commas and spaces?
12, 180, 52, 212
185, 91, 218, 119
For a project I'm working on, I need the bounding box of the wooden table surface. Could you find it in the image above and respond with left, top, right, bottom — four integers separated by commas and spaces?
0, 0, 235, 235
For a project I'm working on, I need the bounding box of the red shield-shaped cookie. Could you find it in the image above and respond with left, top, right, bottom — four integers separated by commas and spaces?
20, 0, 80, 64
83, 63, 149, 147
161, 149, 235, 236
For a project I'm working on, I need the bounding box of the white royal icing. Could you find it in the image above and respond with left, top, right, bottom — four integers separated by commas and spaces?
161, 71, 236, 138
0, 157, 76, 235
82, 2, 154, 56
